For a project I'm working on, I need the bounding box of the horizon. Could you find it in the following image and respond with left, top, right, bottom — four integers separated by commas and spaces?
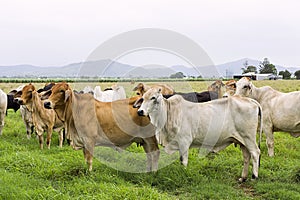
0, 57, 299, 69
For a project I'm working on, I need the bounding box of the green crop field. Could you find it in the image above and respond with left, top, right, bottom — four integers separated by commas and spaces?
0, 80, 299, 199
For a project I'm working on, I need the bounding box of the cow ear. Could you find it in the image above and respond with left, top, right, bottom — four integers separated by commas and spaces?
41, 90, 52, 100
14, 91, 22, 98
133, 83, 142, 91
133, 98, 144, 108
65, 89, 71, 102
8, 90, 17, 96
233, 82, 237, 89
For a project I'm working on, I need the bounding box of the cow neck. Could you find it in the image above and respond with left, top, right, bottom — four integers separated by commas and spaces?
32, 91, 43, 114
63, 91, 73, 123
54, 91, 73, 123
250, 85, 267, 103
24, 100, 33, 112
149, 98, 167, 131
53, 104, 67, 123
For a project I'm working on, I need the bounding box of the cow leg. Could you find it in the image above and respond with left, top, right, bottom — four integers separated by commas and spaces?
30, 126, 34, 137
83, 147, 93, 171
178, 143, 190, 167
141, 137, 160, 172
26, 123, 32, 139
0, 111, 5, 135
62, 128, 67, 144
58, 129, 64, 148
239, 145, 250, 182
240, 138, 260, 182
264, 126, 274, 157
26, 129, 31, 139
249, 146, 260, 180
46, 127, 53, 149
37, 133, 44, 150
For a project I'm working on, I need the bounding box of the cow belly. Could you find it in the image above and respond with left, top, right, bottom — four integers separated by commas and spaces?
273, 120, 300, 133
190, 136, 237, 150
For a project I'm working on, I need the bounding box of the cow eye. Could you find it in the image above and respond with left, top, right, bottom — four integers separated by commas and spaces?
243, 85, 249, 89
150, 97, 156, 100
60, 90, 65, 93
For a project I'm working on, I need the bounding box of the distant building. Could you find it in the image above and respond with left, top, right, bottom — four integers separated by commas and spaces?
233, 72, 283, 80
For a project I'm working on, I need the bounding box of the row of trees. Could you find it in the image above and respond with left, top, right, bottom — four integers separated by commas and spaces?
242, 58, 300, 79
169, 58, 299, 79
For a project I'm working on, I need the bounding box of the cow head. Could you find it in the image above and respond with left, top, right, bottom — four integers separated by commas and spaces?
207, 80, 225, 98
207, 80, 225, 91
223, 80, 237, 97
137, 88, 162, 116
14, 84, 35, 105
235, 77, 252, 97
44, 82, 71, 109
133, 83, 150, 96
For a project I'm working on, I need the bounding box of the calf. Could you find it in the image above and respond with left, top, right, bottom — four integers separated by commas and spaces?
15, 84, 64, 149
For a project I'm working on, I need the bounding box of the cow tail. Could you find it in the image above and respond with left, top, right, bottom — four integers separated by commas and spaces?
257, 103, 262, 150
250, 99, 262, 167
254, 99, 263, 167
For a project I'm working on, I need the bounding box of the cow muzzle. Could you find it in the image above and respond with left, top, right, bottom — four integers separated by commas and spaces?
14, 98, 24, 105
137, 109, 145, 116
44, 101, 52, 109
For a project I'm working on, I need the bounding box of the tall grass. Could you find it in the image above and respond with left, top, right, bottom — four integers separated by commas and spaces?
0, 80, 299, 199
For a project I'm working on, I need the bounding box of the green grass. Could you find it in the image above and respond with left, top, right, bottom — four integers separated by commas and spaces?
0, 80, 300, 199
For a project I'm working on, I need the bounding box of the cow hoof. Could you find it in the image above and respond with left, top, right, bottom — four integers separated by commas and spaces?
251, 174, 258, 181
238, 177, 247, 183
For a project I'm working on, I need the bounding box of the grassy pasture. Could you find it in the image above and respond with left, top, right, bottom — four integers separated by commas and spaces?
0, 80, 299, 199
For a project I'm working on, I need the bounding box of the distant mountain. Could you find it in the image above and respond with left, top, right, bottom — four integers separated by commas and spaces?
0, 58, 299, 78
215, 58, 261, 78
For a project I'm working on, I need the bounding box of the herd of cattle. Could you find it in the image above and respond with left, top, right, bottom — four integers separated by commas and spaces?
0, 78, 299, 182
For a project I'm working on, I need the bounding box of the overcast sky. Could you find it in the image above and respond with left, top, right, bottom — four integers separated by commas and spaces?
1, 0, 299, 67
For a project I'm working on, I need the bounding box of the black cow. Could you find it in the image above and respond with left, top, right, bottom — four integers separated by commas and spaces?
6, 87, 24, 114
7, 94, 20, 113
134, 91, 218, 108
37, 82, 55, 93
163, 91, 218, 103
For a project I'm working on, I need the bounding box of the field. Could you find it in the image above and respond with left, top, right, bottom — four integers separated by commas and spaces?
0, 80, 299, 199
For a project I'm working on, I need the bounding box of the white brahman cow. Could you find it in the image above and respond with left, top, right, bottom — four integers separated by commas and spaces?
235, 77, 300, 156
94, 84, 126, 102
136, 88, 262, 182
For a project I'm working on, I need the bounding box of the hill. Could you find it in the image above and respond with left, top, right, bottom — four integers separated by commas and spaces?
0, 58, 298, 78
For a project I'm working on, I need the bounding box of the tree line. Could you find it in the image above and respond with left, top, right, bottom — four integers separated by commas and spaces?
242, 58, 300, 79
169, 58, 300, 80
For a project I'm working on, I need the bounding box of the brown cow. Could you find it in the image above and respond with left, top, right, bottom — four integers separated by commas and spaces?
133, 82, 174, 96
222, 80, 237, 97
207, 80, 225, 98
15, 84, 64, 149
43, 82, 160, 171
